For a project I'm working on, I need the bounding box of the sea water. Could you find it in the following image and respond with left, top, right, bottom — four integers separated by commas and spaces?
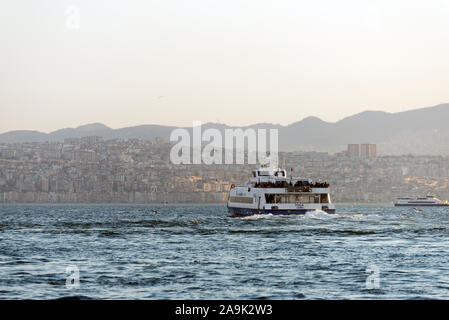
0, 204, 448, 299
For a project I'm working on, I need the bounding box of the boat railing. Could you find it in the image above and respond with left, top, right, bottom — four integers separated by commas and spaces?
287, 186, 312, 192
254, 181, 329, 190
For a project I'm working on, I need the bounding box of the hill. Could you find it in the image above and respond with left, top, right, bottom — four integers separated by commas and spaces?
1, 104, 449, 155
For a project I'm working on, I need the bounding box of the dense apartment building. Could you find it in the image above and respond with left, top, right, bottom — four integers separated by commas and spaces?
347, 143, 377, 158
360, 143, 377, 158
347, 144, 360, 157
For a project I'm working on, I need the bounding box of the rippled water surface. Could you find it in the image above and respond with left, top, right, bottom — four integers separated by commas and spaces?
1, 204, 449, 299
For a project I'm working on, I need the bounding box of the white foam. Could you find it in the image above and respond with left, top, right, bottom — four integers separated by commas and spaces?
344, 213, 400, 221
237, 213, 274, 220
304, 209, 338, 220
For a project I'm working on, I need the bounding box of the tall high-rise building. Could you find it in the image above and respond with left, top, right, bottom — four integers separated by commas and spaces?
360, 143, 377, 157
347, 144, 360, 157
370, 144, 377, 157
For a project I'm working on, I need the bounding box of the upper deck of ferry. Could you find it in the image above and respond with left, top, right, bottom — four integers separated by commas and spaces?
244, 164, 330, 194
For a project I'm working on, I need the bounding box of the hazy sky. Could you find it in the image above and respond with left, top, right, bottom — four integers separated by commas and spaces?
1, 0, 449, 133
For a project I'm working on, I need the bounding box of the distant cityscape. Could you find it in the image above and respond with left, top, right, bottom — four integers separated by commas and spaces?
1, 137, 448, 204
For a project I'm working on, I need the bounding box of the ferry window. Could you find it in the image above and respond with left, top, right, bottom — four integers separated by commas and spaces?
296, 195, 311, 203
265, 194, 275, 203
320, 194, 329, 203
279, 195, 290, 203
230, 196, 253, 204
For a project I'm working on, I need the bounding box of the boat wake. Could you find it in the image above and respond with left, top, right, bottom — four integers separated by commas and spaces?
237, 214, 275, 220
235, 210, 339, 220
344, 213, 403, 221
304, 209, 338, 220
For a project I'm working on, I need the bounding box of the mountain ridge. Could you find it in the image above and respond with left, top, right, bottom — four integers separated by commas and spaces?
2, 103, 449, 155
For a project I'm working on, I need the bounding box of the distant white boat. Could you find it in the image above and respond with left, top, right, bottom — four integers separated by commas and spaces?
394, 195, 449, 207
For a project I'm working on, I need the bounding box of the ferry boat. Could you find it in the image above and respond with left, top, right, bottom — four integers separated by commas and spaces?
394, 195, 449, 207
227, 163, 335, 217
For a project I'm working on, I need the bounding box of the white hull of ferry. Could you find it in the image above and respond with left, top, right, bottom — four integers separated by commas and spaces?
227, 206, 336, 217
394, 196, 449, 207
227, 186, 335, 217
394, 204, 447, 207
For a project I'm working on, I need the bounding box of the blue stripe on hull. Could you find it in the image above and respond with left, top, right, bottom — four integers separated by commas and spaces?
227, 207, 336, 217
